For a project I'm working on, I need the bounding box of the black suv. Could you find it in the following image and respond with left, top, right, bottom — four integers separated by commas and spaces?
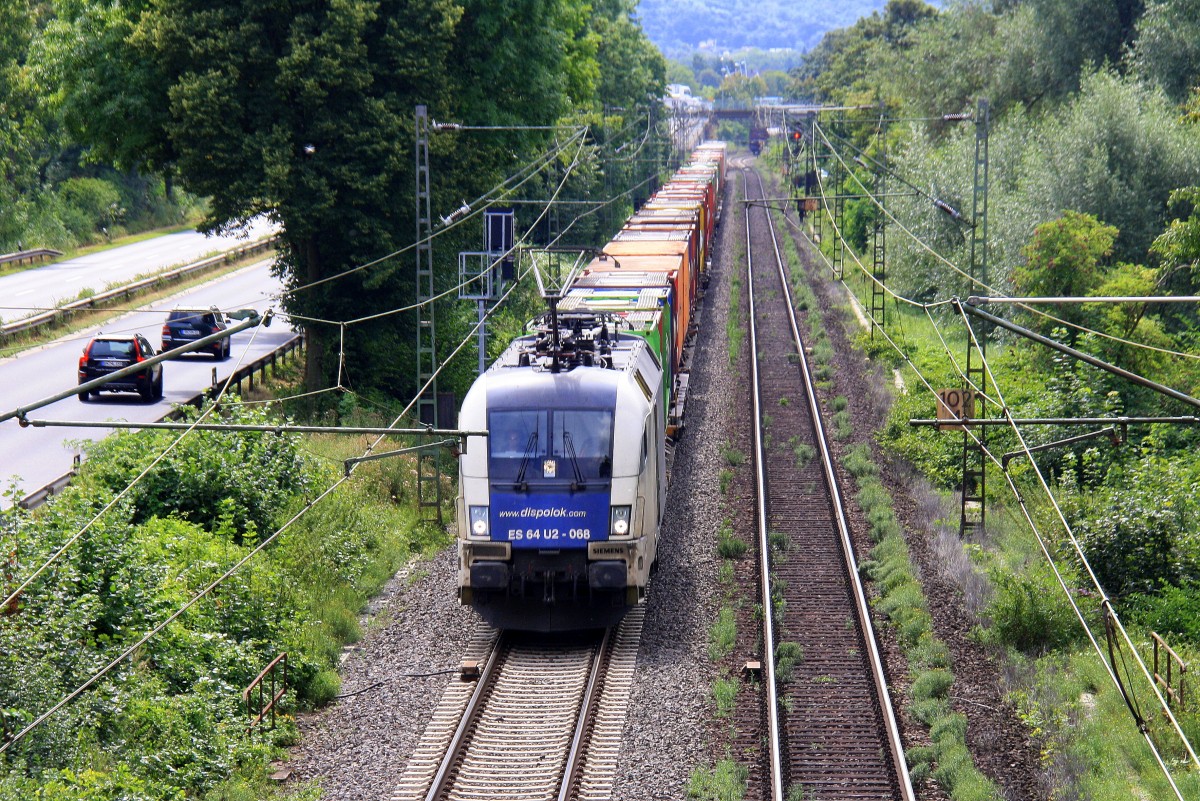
162, 306, 230, 360
78, 334, 164, 402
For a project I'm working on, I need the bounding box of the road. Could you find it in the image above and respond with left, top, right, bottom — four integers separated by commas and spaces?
0, 260, 289, 507
0, 218, 276, 323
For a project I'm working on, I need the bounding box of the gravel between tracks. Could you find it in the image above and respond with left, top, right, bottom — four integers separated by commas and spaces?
283, 152, 1042, 801
283, 178, 738, 799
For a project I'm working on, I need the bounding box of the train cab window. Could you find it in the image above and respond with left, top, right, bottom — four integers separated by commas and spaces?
556, 409, 614, 480
489, 410, 546, 468
488, 409, 613, 482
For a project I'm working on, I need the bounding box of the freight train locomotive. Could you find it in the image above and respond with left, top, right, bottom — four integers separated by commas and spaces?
455, 141, 727, 631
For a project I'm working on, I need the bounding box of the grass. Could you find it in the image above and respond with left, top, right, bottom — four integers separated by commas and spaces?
728, 273, 745, 366
717, 525, 749, 559
687, 757, 748, 800
790, 437, 816, 468
713, 675, 738, 717
775, 641, 803, 683
762, 179, 1005, 800
709, 606, 737, 661
720, 443, 746, 466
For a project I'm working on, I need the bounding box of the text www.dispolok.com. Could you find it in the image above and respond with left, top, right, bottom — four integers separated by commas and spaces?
498, 507, 588, 519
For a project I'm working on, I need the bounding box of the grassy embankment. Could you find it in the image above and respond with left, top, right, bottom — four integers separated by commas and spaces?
761, 139, 1200, 800
0, 360, 452, 800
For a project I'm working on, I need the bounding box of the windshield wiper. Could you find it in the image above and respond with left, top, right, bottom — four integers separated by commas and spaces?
514, 431, 539, 491
562, 431, 586, 490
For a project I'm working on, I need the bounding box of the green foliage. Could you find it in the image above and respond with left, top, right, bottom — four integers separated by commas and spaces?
832, 409, 853, 440
716, 120, 749, 145
708, 607, 737, 662
1130, 0, 1200, 101
712, 676, 738, 717
1126, 582, 1200, 643
842, 443, 877, 479
1066, 455, 1200, 597
1016, 211, 1116, 299
720, 444, 746, 466
686, 757, 749, 801
0, 402, 432, 797
774, 641, 803, 683
80, 403, 320, 540
981, 566, 1082, 653
717, 526, 749, 560
791, 438, 816, 468
910, 668, 954, 702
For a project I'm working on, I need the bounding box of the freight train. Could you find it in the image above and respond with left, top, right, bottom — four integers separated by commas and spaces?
454, 142, 727, 631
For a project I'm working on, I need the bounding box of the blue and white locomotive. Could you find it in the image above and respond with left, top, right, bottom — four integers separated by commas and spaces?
456, 311, 666, 631
454, 140, 726, 630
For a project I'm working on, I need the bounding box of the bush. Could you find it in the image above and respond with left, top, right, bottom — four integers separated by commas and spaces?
58, 177, 122, 239
982, 566, 1081, 653
1126, 582, 1200, 644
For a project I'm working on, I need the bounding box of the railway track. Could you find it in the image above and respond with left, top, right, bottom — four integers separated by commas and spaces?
391, 608, 643, 801
742, 166, 915, 801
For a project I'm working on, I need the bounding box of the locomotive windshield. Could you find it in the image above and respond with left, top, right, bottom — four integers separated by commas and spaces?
489, 408, 614, 483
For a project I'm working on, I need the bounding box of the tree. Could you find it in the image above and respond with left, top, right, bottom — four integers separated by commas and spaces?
49, 0, 666, 402
714, 73, 767, 105
1015, 211, 1117, 302
38, 0, 173, 176
591, 0, 667, 112
0, 0, 43, 248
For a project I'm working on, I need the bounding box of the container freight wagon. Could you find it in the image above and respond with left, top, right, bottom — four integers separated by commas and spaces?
454, 142, 724, 631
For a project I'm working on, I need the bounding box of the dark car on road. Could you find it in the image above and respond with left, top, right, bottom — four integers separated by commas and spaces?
78, 334, 164, 402
162, 306, 230, 360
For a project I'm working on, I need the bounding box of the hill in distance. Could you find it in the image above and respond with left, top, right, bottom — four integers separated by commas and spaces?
636, 0, 888, 57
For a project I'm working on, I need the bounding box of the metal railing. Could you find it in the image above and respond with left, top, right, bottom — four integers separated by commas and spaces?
1152, 632, 1188, 711
0, 237, 277, 342
244, 652, 288, 731
204, 333, 305, 402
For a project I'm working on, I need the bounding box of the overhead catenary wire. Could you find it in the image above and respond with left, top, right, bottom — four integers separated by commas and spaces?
280, 127, 589, 299
0, 243, 540, 753
793, 143, 1199, 790
814, 121, 1200, 363
0, 318, 272, 619
953, 305, 1199, 786
284, 134, 657, 330
0, 127, 607, 751
5, 130, 707, 749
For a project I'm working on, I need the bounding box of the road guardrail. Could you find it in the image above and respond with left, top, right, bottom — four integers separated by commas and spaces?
0, 248, 63, 269
0, 236, 277, 342
17, 332, 305, 510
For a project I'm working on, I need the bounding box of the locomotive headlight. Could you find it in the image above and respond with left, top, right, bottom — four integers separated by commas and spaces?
610, 505, 632, 538
469, 506, 490, 539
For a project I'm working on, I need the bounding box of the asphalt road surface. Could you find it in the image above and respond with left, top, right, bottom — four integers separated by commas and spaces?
0, 260, 288, 507
0, 218, 276, 324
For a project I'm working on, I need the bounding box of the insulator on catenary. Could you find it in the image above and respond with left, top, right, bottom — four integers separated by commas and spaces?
932, 198, 963, 220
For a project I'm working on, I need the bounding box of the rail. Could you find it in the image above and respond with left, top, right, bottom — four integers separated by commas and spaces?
244, 652, 288, 730
0, 248, 62, 269
744, 169, 785, 801
17, 333, 305, 510
746, 166, 915, 800
0, 236, 277, 342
